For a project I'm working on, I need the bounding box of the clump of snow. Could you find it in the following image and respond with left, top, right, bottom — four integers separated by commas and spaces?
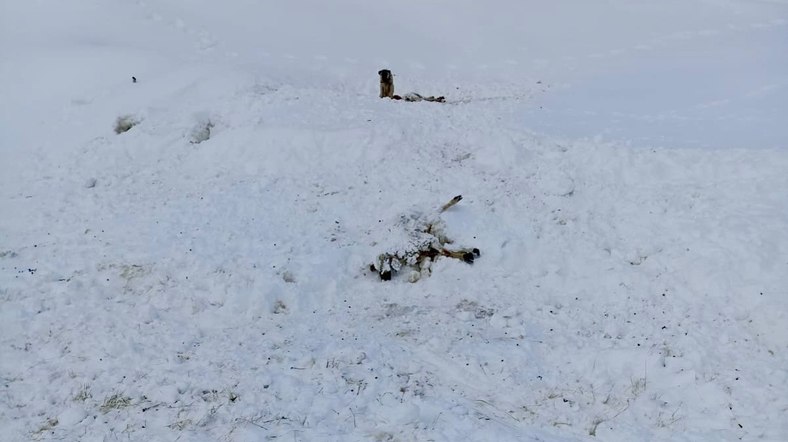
114, 114, 140, 134
189, 114, 214, 144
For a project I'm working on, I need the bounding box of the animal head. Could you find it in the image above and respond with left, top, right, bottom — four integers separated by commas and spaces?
378, 69, 393, 83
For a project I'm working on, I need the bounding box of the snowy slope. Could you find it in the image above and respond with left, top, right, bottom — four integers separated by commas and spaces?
1, 1, 787, 441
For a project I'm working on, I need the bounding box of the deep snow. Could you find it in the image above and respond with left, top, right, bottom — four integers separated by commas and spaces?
1, 1, 787, 441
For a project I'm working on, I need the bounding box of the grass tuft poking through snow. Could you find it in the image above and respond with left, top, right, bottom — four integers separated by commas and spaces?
99, 393, 132, 414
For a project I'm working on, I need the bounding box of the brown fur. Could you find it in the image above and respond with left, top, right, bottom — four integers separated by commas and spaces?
378, 69, 394, 98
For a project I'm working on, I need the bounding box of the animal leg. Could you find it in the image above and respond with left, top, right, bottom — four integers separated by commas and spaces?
440, 195, 463, 212
441, 247, 481, 264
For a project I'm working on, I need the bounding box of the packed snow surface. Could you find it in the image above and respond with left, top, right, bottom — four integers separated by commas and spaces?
1, 1, 787, 441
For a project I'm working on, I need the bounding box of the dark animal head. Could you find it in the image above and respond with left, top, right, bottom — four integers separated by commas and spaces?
378, 69, 392, 83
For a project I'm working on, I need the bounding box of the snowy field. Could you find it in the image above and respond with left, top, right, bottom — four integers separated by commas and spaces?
1, 1, 787, 441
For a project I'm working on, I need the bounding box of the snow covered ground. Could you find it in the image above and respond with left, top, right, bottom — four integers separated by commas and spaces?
1, 1, 787, 441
